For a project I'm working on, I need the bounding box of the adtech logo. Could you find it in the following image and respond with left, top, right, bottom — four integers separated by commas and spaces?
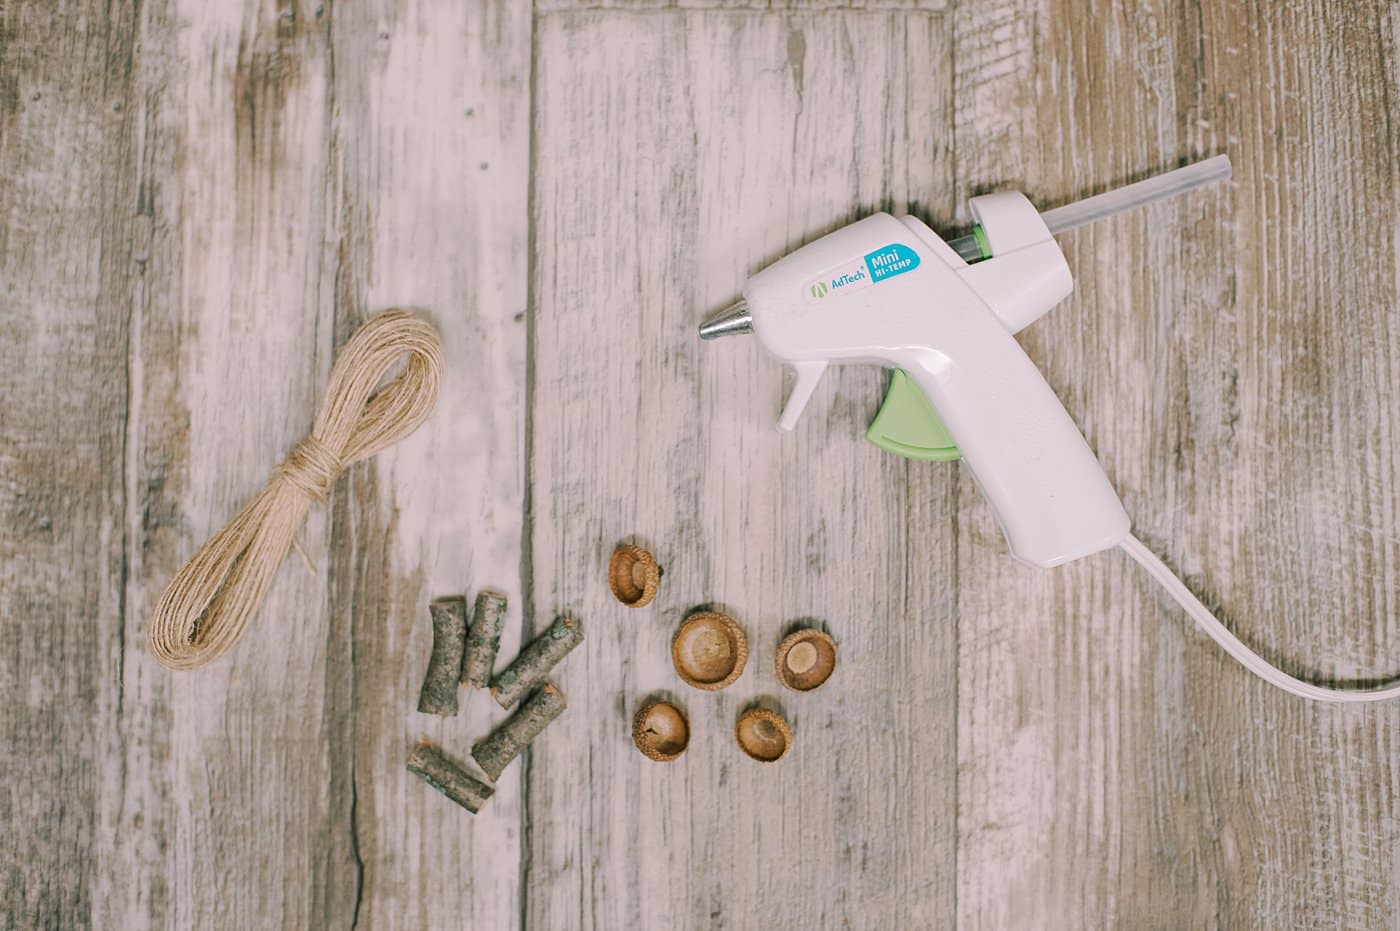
805, 259, 868, 302
804, 242, 921, 303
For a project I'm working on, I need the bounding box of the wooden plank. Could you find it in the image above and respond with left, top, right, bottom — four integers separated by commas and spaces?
538, 1, 946, 11
527, 10, 957, 929
1174, 4, 1399, 926
91, 0, 532, 927
88, 1, 354, 927
10, 0, 530, 925
6, 0, 1398, 926
325, 1, 532, 928
951, 1, 1400, 928
0, 1, 142, 926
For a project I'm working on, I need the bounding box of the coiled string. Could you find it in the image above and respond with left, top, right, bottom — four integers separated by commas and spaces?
148, 310, 443, 671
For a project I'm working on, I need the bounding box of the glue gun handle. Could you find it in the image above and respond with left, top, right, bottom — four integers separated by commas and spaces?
901, 328, 1130, 568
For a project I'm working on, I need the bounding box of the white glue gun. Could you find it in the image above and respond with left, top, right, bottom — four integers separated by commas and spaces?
700, 155, 1400, 703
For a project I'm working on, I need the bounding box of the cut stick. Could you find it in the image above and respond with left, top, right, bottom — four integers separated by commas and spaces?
461, 590, 508, 688
490, 616, 583, 709
406, 741, 495, 814
472, 681, 567, 781
417, 596, 468, 715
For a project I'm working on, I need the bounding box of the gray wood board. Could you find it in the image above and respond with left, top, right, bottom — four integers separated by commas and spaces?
3, 0, 530, 928
536, 1, 948, 11
1, 0, 143, 924
526, 9, 957, 930
2, 1, 1398, 928
950, 2, 1400, 928
325, 1, 532, 929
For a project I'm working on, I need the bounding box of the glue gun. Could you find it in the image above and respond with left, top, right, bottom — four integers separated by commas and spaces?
699, 157, 1231, 569
700, 156, 1400, 700
700, 154, 1400, 702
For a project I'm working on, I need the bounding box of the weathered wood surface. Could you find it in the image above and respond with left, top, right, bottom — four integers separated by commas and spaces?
527, 10, 958, 929
3, 0, 529, 928
951, 4, 1400, 928
536, 0, 948, 12
2, 1, 1397, 929
325, 4, 531, 928
2, 1, 141, 925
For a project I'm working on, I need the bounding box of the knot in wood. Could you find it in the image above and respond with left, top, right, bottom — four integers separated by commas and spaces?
277, 435, 343, 501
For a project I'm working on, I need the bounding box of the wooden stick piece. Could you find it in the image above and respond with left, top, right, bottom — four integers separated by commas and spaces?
417, 596, 468, 715
490, 616, 583, 709
461, 590, 508, 688
406, 741, 494, 814
472, 681, 567, 781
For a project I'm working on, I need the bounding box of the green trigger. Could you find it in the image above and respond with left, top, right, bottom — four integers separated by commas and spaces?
865, 369, 962, 461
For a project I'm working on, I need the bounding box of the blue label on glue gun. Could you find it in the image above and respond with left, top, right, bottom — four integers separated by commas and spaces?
804, 242, 921, 303
863, 243, 920, 282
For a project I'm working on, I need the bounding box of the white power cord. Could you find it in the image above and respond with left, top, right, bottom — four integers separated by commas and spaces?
1120, 533, 1400, 703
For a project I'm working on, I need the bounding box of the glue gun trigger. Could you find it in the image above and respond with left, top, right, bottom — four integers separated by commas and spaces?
777, 362, 828, 431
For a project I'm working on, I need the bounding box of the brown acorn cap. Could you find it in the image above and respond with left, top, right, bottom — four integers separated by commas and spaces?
775, 629, 837, 692
735, 707, 792, 762
632, 700, 690, 762
609, 544, 660, 608
671, 611, 748, 691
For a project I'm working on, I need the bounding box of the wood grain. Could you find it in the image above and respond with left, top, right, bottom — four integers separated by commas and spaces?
526, 10, 957, 929
537, 0, 946, 12
2, 1, 1398, 928
109, 1, 352, 927
325, 1, 531, 928
0, 0, 141, 924
4, 0, 530, 927
951, 2, 1400, 928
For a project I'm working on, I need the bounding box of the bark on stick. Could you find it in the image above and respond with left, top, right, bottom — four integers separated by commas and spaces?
461, 590, 508, 688
406, 741, 495, 814
417, 596, 468, 715
472, 681, 567, 781
491, 615, 583, 709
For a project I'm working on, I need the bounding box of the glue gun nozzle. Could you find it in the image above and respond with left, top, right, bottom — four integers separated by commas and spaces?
699, 301, 752, 340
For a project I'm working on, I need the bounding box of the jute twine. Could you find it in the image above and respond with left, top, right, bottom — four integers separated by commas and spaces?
148, 310, 443, 671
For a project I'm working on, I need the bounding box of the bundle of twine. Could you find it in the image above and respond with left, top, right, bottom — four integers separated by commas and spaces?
148, 309, 444, 671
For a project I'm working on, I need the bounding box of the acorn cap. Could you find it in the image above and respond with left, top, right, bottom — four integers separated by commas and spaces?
671, 611, 748, 691
632, 700, 690, 762
775, 629, 837, 692
609, 544, 660, 608
735, 708, 792, 762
